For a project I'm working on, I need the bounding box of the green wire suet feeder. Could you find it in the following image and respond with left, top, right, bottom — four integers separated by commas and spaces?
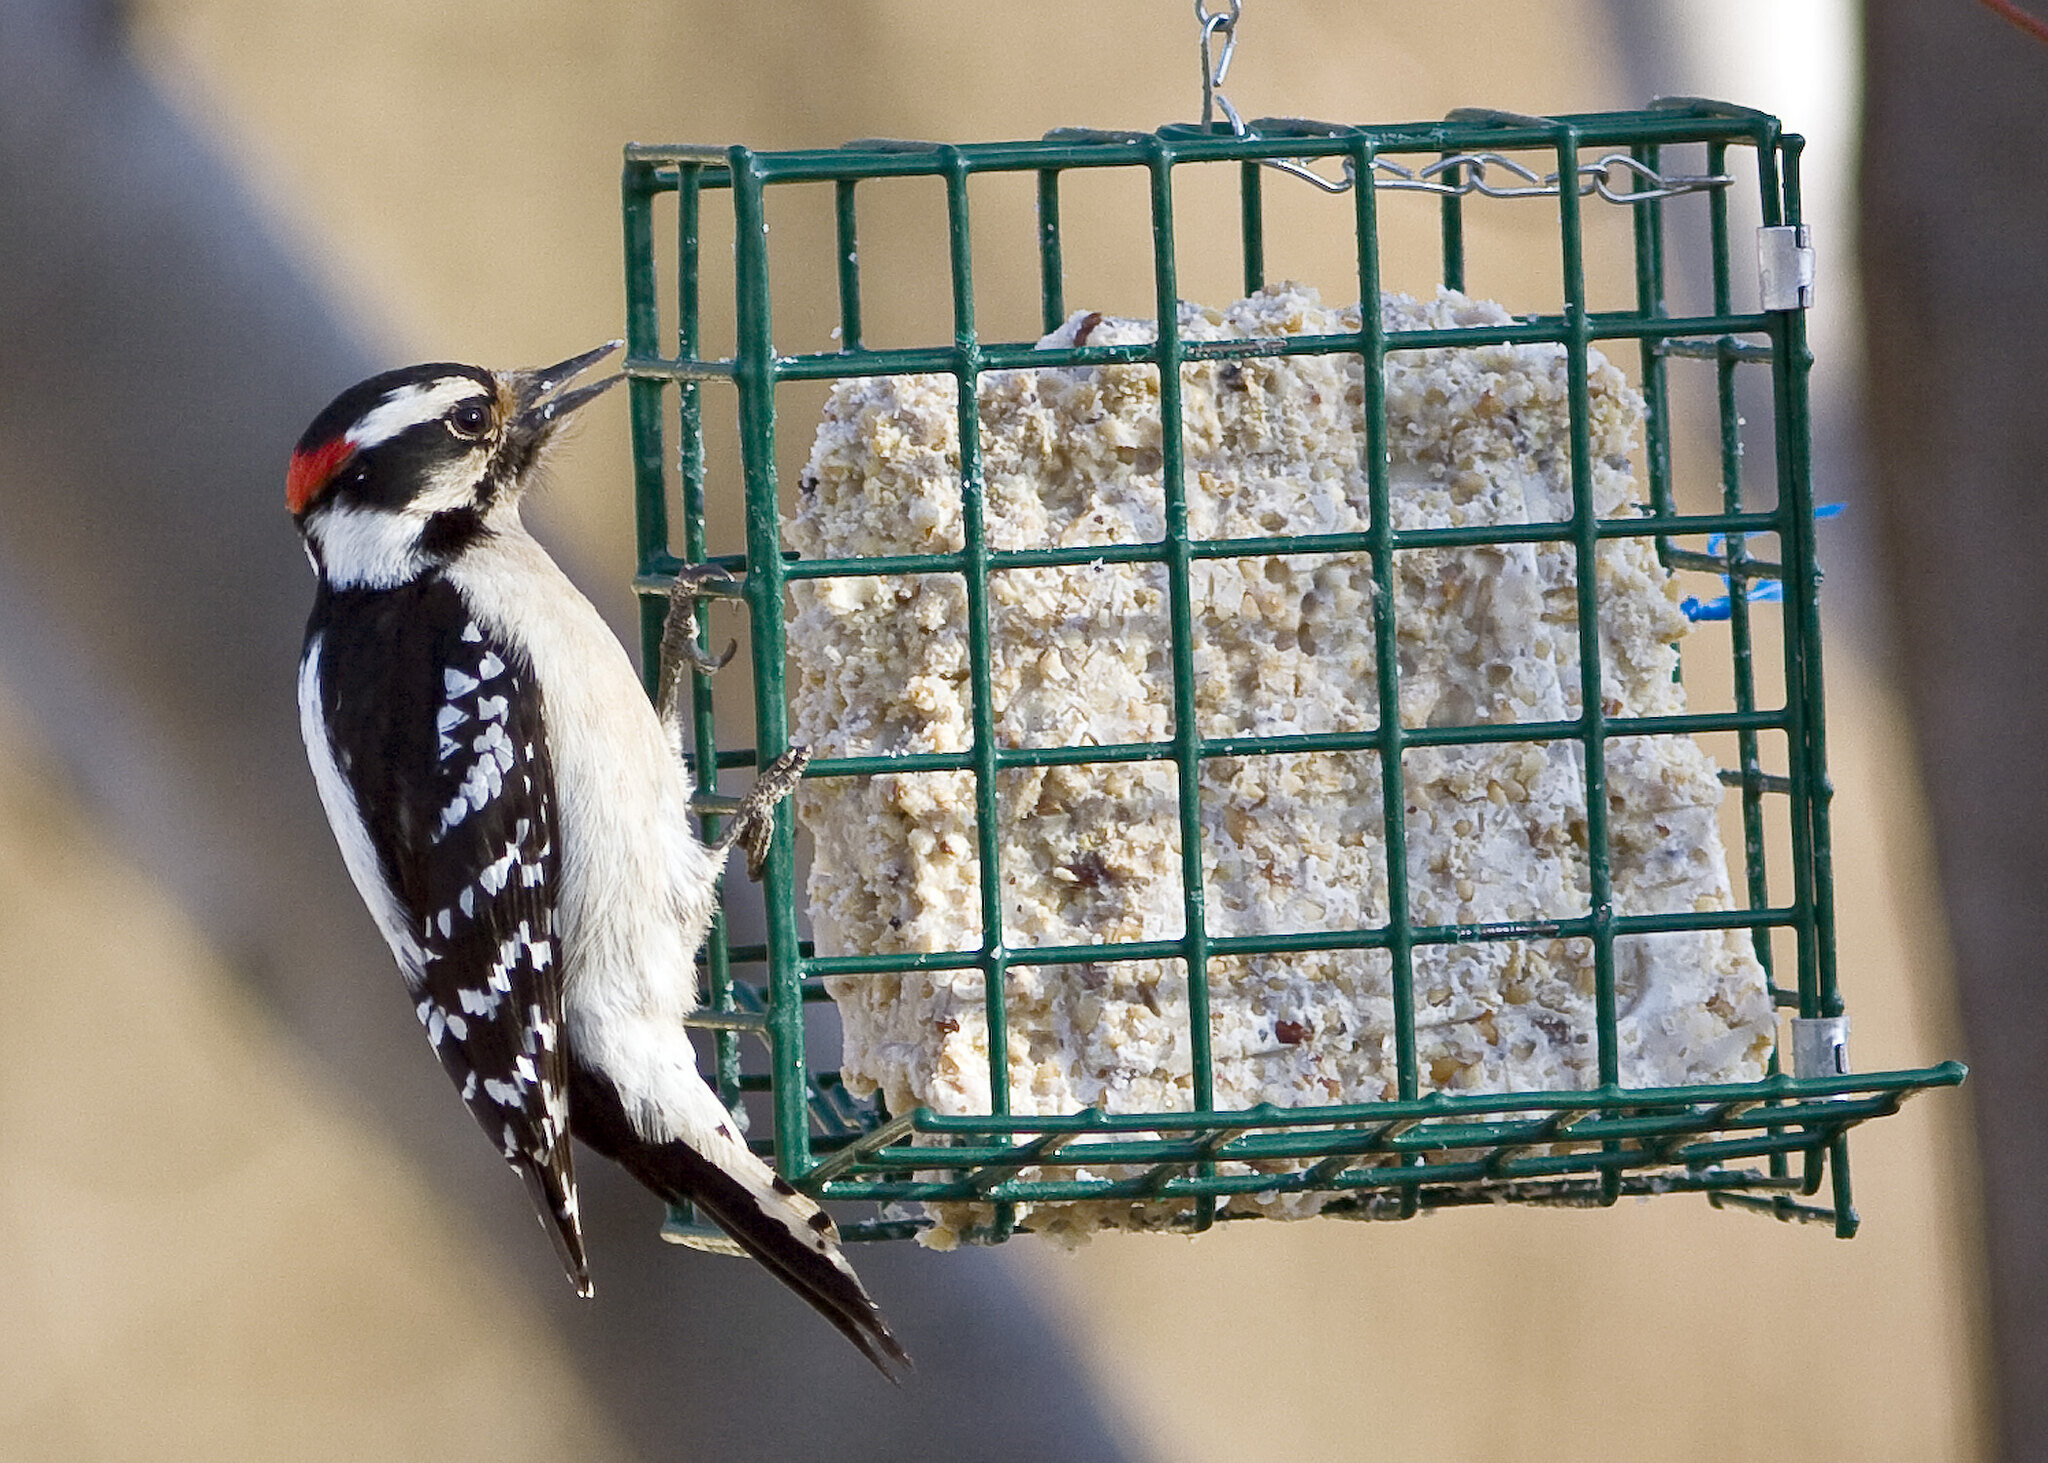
616, 92, 1963, 1247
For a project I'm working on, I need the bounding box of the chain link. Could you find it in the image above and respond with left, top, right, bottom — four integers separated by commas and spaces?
1371, 149, 1731, 203
1261, 150, 1731, 203
1251, 146, 1730, 204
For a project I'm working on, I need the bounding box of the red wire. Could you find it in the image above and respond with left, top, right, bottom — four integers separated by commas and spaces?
1982, 0, 2048, 44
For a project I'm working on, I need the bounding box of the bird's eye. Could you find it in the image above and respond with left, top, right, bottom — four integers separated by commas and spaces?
449, 401, 494, 440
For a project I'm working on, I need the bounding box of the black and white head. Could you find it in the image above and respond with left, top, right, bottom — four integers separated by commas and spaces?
287, 342, 623, 588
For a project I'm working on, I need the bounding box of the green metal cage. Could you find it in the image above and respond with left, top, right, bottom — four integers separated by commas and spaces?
617, 99, 1963, 1245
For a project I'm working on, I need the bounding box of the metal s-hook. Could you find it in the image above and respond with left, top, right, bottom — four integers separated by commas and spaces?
1195, 0, 1245, 134
1192, 1, 1353, 189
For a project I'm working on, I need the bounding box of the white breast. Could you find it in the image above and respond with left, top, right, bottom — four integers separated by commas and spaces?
446, 522, 723, 1046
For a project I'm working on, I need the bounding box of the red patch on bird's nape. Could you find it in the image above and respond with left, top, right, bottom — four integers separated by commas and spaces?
287, 435, 355, 516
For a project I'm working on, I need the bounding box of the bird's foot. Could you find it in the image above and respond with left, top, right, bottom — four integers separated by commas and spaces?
714, 744, 814, 880
656, 563, 739, 730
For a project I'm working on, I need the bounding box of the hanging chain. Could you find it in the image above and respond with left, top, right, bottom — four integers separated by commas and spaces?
1188, 2, 1729, 204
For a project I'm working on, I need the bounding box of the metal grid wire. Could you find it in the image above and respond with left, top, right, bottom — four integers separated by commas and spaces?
618, 99, 1963, 1244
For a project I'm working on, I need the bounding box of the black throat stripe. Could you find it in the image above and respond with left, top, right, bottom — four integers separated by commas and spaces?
421, 506, 489, 559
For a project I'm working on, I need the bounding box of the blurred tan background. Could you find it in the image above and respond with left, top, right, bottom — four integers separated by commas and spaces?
0, 1, 2002, 1459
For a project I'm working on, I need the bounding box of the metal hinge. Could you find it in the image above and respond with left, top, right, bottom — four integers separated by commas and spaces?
1792, 1015, 1850, 1085
1757, 224, 1816, 310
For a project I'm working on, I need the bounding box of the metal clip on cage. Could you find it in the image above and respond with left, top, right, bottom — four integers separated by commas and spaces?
618, 98, 1963, 1245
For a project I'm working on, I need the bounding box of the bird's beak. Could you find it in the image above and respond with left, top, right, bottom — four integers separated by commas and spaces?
509, 340, 625, 441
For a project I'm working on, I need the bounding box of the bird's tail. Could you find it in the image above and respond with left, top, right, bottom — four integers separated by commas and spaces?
515, 1154, 592, 1298
570, 1063, 910, 1380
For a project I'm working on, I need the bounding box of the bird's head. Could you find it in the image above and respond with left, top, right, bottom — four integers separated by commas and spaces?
287, 342, 622, 588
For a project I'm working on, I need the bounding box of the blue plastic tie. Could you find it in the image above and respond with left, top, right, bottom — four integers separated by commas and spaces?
1681, 503, 1844, 622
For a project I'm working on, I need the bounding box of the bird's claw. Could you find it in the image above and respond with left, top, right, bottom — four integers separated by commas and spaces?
675, 637, 738, 677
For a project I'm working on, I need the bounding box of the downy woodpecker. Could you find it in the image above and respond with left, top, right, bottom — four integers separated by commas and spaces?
289, 343, 907, 1377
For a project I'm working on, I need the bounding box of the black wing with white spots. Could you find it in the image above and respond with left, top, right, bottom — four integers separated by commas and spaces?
308, 574, 587, 1292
